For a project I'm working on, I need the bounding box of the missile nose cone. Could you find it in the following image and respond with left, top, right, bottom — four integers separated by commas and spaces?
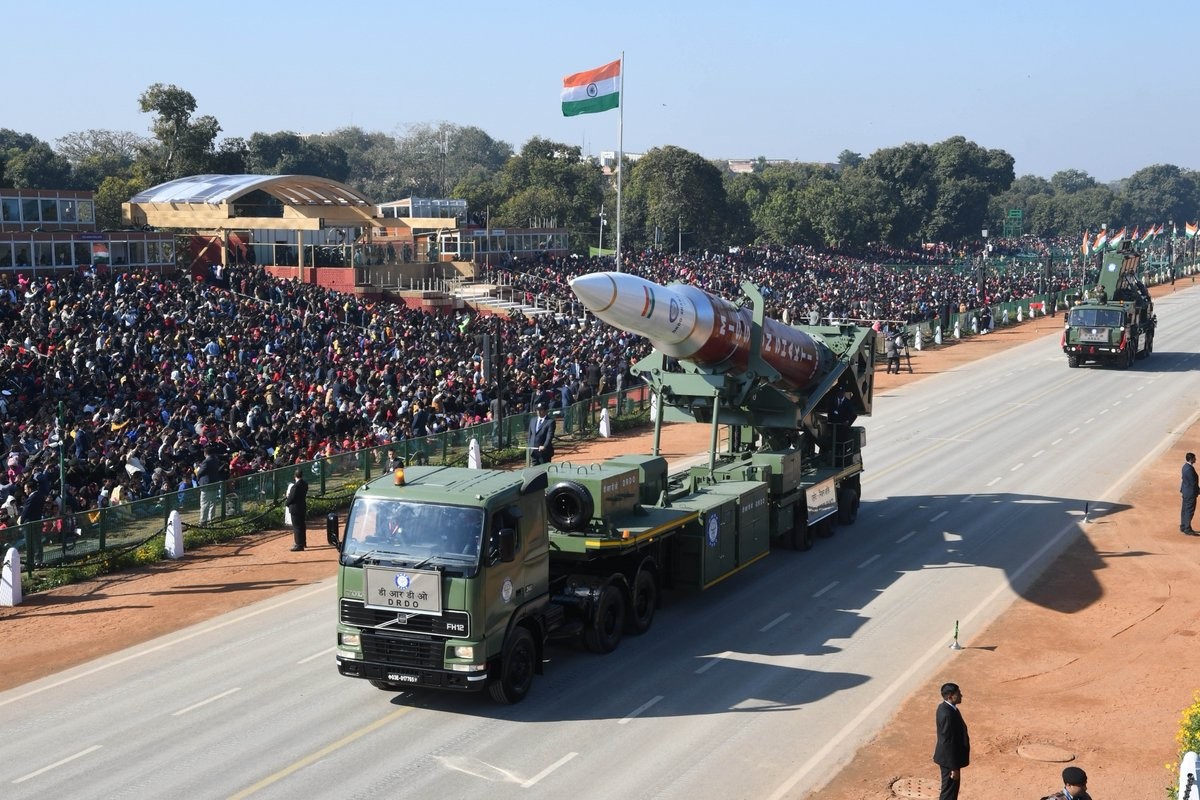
568, 273, 618, 314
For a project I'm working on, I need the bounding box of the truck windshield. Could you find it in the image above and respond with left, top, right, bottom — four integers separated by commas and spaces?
342, 497, 484, 565
1069, 307, 1125, 327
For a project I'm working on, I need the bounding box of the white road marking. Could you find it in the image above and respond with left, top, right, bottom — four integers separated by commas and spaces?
520, 752, 578, 789
986, 477, 1001, 487
1052, 438, 1063, 446
1011, 462, 1024, 471
858, 554, 880, 569
171, 687, 241, 717
12, 745, 102, 784
961, 494, 976, 503
618, 695, 663, 725
695, 653, 728, 674
298, 647, 336, 665
760, 613, 790, 632
930, 511, 947, 523
896, 531, 916, 544
1031, 449, 1044, 458
1069, 427, 1080, 434
812, 581, 839, 598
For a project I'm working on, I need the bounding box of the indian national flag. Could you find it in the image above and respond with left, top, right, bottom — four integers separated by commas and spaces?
1130, 226, 1140, 243
562, 59, 621, 117
1108, 227, 1126, 249
1093, 229, 1108, 251
1140, 226, 1156, 243
1081, 229, 1091, 256
1187, 222, 1199, 238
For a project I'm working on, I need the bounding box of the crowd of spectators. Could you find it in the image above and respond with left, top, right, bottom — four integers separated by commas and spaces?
0, 237, 1097, 535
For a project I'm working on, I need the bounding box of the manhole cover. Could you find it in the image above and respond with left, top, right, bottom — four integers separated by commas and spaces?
1018, 742, 1075, 762
891, 776, 939, 798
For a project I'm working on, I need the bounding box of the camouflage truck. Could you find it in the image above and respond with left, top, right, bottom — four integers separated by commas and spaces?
1062, 241, 1156, 369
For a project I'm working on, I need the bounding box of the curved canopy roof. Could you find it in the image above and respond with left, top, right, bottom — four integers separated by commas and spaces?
130, 174, 373, 206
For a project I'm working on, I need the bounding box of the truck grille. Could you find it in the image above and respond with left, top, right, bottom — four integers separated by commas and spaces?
361, 631, 444, 670
340, 599, 471, 638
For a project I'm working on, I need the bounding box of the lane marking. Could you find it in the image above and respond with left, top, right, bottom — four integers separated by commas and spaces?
695, 653, 728, 674
12, 745, 102, 784
986, 477, 1001, 487
1031, 450, 1044, 459
618, 695, 663, 725
930, 511, 947, 523
297, 647, 335, 665
228, 706, 413, 799
960, 494, 976, 503
1011, 462, 1024, 472
1069, 427, 1080, 434
760, 613, 790, 633
1051, 438, 1063, 446
812, 581, 839, 598
858, 554, 880, 569
171, 687, 241, 717
896, 531, 916, 544
1, 581, 335, 709
521, 752, 578, 789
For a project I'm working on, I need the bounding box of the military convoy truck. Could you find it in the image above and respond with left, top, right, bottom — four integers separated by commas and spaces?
1062, 241, 1156, 368
329, 278, 875, 703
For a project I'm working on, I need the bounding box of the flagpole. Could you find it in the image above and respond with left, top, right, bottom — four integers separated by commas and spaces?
615, 51, 624, 273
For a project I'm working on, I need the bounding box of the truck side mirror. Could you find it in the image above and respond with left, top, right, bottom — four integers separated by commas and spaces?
498, 528, 516, 563
326, 513, 341, 549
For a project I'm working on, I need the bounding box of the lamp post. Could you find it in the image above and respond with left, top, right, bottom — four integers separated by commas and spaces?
1168, 219, 1175, 283
598, 205, 607, 256
978, 228, 988, 301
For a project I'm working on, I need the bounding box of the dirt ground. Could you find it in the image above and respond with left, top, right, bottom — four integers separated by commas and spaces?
1, 288, 1194, 798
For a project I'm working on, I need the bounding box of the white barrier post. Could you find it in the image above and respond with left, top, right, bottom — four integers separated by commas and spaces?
165, 510, 184, 559
914, 327, 924, 351
934, 324, 942, 346
953, 319, 961, 339
2, 547, 21, 606
468, 438, 482, 469
1017, 305, 1024, 323
599, 408, 611, 438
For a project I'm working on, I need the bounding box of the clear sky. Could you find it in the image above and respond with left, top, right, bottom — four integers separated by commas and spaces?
7, 0, 1194, 183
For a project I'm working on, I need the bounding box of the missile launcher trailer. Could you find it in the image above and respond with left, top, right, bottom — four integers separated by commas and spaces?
330, 274, 875, 703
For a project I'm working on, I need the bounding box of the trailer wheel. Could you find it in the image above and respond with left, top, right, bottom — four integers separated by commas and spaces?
489, 625, 536, 704
546, 481, 594, 532
791, 523, 815, 551
584, 584, 625, 653
626, 569, 657, 635
837, 487, 859, 525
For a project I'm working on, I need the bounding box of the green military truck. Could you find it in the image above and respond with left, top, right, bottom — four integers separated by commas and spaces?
330, 281, 875, 703
1062, 241, 1156, 369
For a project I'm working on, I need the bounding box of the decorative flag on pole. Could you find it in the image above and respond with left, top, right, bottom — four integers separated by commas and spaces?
1108, 227, 1126, 249
1093, 229, 1108, 251
1081, 229, 1091, 256
1187, 222, 1198, 238
561, 59, 621, 117
1140, 226, 1156, 244
1131, 226, 1140, 243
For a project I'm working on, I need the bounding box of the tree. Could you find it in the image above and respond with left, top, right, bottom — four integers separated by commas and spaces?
857, 143, 937, 247
94, 175, 145, 230
623, 146, 728, 251
492, 137, 603, 249
136, 83, 221, 184
5, 142, 73, 189
0, 129, 42, 187
55, 129, 143, 190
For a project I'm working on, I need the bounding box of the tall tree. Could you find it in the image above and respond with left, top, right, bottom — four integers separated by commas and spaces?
0, 129, 49, 187
135, 83, 221, 184
55, 129, 143, 191
4, 142, 74, 189
623, 146, 728, 251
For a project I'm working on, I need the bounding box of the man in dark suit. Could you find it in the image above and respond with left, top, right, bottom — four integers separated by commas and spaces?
1182, 452, 1199, 535
933, 682, 969, 800
285, 467, 309, 551
528, 402, 555, 465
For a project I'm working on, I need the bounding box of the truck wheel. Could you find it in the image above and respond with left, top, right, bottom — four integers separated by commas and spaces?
584, 584, 625, 653
547, 481, 594, 532
791, 523, 815, 551
837, 487, 859, 525
627, 569, 657, 635
1067, 354, 1079, 368
816, 516, 836, 539
489, 626, 536, 704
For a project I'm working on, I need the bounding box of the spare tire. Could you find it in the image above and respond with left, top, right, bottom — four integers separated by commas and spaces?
547, 481, 594, 532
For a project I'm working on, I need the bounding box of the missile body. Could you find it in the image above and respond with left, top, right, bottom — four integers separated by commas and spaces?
569, 272, 824, 391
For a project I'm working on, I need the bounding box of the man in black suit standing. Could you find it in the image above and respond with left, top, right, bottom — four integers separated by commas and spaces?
1182, 452, 1199, 535
528, 402, 555, 466
285, 467, 309, 551
933, 682, 969, 800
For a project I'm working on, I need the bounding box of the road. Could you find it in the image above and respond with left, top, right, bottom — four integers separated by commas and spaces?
2, 288, 1197, 800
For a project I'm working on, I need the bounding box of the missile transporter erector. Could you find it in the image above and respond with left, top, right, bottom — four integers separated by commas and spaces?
1062, 241, 1156, 368
330, 273, 874, 703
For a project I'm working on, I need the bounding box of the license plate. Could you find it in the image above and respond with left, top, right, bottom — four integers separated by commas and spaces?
387, 672, 419, 683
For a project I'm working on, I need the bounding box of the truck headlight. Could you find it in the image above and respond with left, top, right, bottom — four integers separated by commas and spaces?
340, 632, 361, 648
453, 645, 475, 660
